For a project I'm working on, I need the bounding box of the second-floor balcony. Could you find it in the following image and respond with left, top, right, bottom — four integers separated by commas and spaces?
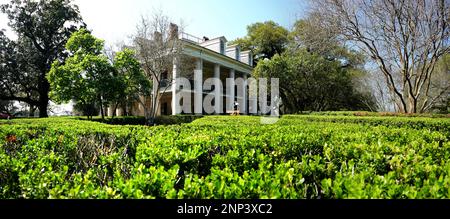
179, 32, 203, 44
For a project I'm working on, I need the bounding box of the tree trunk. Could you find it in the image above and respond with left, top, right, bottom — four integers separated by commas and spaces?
151, 93, 162, 126
29, 105, 36, 117
38, 81, 50, 118
123, 103, 128, 116
100, 102, 105, 120
410, 97, 417, 114
111, 102, 119, 119
149, 84, 159, 125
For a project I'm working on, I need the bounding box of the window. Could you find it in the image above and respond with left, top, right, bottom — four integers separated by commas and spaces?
161, 70, 168, 80
220, 41, 225, 54
236, 50, 240, 61
160, 70, 169, 87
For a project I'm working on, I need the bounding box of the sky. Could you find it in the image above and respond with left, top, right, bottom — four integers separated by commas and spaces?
1, 0, 309, 46
74, 0, 308, 45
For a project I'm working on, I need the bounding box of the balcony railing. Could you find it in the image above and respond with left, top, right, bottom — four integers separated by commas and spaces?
179, 32, 203, 44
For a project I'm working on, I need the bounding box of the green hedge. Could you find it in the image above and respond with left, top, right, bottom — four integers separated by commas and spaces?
0, 115, 449, 199
281, 115, 450, 133
300, 111, 450, 118
76, 115, 202, 126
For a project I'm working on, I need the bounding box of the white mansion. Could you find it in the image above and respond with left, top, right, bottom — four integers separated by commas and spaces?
109, 24, 254, 116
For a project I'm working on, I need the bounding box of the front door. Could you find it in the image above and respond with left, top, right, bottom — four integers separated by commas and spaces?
162, 102, 168, 115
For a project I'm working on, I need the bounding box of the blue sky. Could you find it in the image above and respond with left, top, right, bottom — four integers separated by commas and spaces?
76, 0, 308, 45
1, 0, 309, 45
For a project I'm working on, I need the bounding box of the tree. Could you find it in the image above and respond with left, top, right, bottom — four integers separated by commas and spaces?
313, 0, 450, 113
0, 0, 84, 117
72, 102, 99, 118
112, 48, 152, 118
429, 53, 450, 113
133, 11, 191, 125
229, 21, 289, 66
0, 31, 39, 115
254, 50, 376, 113
289, 13, 365, 68
48, 29, 117, 120
287, 13, 381, 112
0, 100, 17, 114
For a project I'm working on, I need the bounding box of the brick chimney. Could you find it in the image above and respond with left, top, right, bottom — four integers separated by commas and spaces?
169, 23, 179, 40
154, 31, 162, 42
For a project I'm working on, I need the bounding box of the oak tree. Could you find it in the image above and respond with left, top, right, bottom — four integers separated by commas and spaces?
0, 0, 84, 117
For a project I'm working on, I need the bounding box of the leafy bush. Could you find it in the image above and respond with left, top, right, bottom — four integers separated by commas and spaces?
77, 115, 202, 126
0, 115, 449, 198
154, 115, 203, 125
304, 111, 450, 118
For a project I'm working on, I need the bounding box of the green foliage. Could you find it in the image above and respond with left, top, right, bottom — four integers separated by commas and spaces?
0, 114, 449, 199
0, 100, 17, 114
304, 111, 449, 118
48, 29, 120, 119
0, 0, 84, 117
112, 48, 152, 114
254, 50, 376, 113
73, 102, 99, 118
48, 30, 151, 119
229, 21, 289, 65
235, 17, 376, 113
77, 115, 202, 126
66, 28, 104, 55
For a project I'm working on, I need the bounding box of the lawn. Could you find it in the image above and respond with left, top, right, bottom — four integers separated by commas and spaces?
0, 114, 449, 198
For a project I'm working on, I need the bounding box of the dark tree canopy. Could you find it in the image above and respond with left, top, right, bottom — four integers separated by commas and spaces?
0, 100, 17, 114
229, 21, 289, 66
254, 50, 376, 113
0, 0, 85, 117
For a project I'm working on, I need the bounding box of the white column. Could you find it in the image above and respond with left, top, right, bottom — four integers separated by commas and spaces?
242, 74, 248, 114
227, 69, 235, 111
194, 58, 203, 115
117, 107, 123, 116
214, 64, 221, 114
248, 77, 258, 115
107, 107, 114, 117
172, 57, 179, 115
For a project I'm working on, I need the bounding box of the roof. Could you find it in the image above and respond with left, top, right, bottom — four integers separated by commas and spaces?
205, 36, 228, 42
181, 39, 253, 73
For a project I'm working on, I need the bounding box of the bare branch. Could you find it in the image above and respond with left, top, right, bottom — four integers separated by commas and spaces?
313, 0, 449, 113
132, 10, 189, 124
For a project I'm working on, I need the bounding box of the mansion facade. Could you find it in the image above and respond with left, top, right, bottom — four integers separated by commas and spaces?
108, 24, 254, 116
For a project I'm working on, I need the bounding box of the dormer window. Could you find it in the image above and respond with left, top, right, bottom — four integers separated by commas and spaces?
199, 36, 228, 54
220, 41, 225, 54
238, 50, 253, 66
236, 47, 240, 60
